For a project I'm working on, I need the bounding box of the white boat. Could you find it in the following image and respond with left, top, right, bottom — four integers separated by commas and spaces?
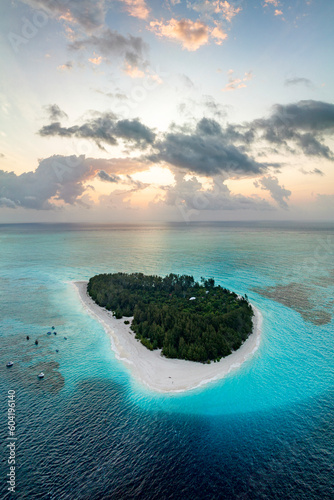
38, 372, 44, 378
6, 361, 13, 367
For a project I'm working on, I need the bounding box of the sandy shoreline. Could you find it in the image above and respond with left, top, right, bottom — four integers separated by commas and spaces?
72, 281, 262, 393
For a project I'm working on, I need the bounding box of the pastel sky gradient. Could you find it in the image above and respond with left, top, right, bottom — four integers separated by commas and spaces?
0, 0, 333, 222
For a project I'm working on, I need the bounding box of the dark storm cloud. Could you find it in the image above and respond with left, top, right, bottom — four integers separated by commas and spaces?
149, 117, 267, 176
39, 113, 156, 150
247, 100, 334, 160
69, 29, 148, 68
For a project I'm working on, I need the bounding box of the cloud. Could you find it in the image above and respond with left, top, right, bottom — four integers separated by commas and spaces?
263, 0, 279, 7
188, 1, 242, 22
150, 17, 229, 50
97, 171, 120, 183
149, 117, 269, 176
57, 61, 73, 71
160, 174, 273, 212
300, 167, 324, 176
222, 70, 253, 92
69, 29, 148, 69
285, 77, 313, 88
0, 197, 16, 208
88, 54, 103, 65
0, 155, 148, 210
150, 18, 209, 51
274, 9, 283, 16
244, 100, 334, 160
211, 23, 228, 44
45, 104, 68, 121
97, 170, 148, 191
20, 0, 107, 33
0, 155, 92, 209
124, 63, 145, 78
39, 113, 156, 150
117, 0, 150, 20
254, 175, 291, 209
0, 153, 5, 159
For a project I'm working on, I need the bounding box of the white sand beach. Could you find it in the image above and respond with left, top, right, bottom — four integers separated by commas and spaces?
73, 281, 262, 393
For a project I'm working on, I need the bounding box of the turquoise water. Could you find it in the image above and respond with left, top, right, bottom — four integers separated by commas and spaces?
0, 222, 333, 498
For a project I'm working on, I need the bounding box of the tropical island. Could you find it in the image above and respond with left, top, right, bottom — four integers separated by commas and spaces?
87, 272, 254, 364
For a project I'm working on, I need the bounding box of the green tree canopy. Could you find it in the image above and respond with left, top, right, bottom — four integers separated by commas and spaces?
88, 272, 254, 363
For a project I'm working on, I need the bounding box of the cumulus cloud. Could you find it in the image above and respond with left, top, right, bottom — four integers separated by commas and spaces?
69, 28, 148, 69
117, 0, 150, 20
188, 1, 242, 22
150, 18, 210, 51
150, 17, 228, 50
150, 2, 238, 51
236, 100, 334, 160
263, 0, 279, 7
0, 155, 92, 209
160, 174, 273, 213
0, 155, 148, 210
20, 0, 107, 33
149, 117, 269, 176
39, 113, 156, 150
211, 23, 228, 44
45, 104, 68, 121
254, 175, 291, 209
285, 77, 313, 88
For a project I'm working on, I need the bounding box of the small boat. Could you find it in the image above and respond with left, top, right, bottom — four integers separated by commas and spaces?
64, 337, 67, 340
53, 331, 57, 335
6, 361, 13, 367
56, 349, 59, 353
38, 372, 44, 378
35, 340, 38, 345
26, 335, 29, 340
47, 332, 52, 335
52, 326, 55, 330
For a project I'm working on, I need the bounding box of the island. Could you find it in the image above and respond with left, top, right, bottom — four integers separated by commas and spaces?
88, 273, 254, 363
73, 274, 262, 393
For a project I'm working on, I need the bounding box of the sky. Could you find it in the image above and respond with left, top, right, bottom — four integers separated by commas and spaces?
0, 0, 334, 223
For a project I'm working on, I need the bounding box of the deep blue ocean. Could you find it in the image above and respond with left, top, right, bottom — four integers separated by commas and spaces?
0, 222, 333, 499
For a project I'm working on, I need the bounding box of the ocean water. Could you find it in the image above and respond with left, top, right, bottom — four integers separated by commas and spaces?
0, 221, 333, 499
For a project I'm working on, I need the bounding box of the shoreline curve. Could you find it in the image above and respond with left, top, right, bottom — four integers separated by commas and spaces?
72, 280, 262, 393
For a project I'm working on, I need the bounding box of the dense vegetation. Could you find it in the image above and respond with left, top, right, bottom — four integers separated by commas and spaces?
88, 273, 254, 363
